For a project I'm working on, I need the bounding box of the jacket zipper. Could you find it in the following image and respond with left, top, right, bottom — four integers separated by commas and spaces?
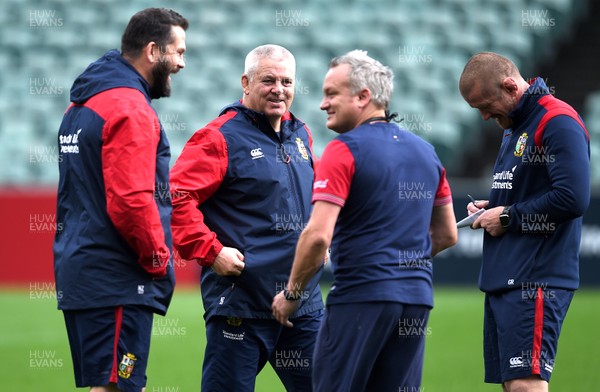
280, 139, 304, 226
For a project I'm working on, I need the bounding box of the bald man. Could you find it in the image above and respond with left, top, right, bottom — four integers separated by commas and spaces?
459, 52, 590, 392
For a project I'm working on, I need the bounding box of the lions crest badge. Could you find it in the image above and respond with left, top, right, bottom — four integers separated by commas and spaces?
118, 353, 137, 379
295, 137, 309, 160
514, 133, 528, 157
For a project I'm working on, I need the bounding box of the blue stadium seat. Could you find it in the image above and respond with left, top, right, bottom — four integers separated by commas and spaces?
0, 0, 588, 184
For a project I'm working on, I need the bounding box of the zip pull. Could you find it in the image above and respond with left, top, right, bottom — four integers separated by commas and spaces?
280, 144, 291, 164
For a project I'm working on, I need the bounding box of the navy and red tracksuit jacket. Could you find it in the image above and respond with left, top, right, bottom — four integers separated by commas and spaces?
170, 101, 324, 320
312, 122, 453, 308
481, 77, 590, 293
54, 50, 175, 315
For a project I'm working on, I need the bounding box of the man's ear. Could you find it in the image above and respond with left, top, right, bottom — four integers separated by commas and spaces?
241, 74, 250, 94
357, 88, 372, 105
502, 77, 519, 96
144, 41, 159, 64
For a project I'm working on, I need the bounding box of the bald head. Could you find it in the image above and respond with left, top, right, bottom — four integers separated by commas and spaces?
459, 52, 531, 129
459, 52, 521, 99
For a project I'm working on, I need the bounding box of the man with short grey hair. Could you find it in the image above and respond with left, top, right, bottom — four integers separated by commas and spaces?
171, 44, 323, 391
273, 50, 457, 391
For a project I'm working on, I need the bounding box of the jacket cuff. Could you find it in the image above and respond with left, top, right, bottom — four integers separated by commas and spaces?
506, 204, 520, 232
197, 240, 224, 266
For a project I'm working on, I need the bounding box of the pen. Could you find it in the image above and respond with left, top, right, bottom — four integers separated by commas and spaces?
467, 194, 479, 208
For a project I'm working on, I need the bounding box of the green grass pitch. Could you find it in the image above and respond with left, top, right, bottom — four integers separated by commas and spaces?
1, 285, 598, 391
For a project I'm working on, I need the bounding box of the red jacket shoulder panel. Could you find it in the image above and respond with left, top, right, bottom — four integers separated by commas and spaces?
535, 95, 589, 147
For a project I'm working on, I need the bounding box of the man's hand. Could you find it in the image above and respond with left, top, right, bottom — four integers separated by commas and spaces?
467, 199, 489, 215
211, 247, 245, 276
473, 206, 507, 237
272, 291, 298, 328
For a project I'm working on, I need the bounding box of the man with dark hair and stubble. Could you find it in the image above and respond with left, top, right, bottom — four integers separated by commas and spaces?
54, 8, 187, 392
459, 52, 590, 392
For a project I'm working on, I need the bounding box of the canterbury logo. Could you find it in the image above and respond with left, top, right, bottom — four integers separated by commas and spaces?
250, 148, 264, 159
509, 357, 523, 367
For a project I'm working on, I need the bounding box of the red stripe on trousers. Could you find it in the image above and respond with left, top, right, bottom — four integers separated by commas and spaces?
532, 287, 544, 375
109, 306, 124, 383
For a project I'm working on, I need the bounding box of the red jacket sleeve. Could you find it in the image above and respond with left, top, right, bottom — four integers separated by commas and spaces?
101, 91, 169, 277
170, 119, 231, 266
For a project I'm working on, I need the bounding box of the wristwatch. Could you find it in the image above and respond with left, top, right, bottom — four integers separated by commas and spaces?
283, 288, 300, 301
499, 206, 512, 228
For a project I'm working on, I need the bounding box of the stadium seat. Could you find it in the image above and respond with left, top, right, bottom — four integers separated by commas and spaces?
0, 0, 589, 184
